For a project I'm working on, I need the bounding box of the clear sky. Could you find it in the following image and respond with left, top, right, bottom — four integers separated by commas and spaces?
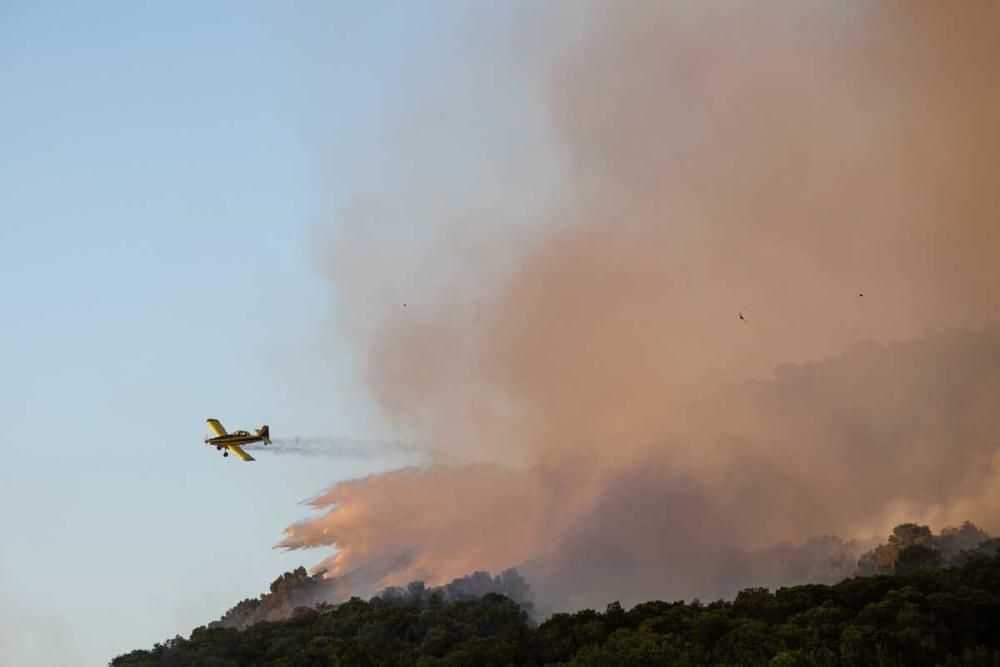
0, 2, 566, 663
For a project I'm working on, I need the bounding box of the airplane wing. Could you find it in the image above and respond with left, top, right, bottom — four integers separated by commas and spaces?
227, 444, 255, 462
206, 419, 228, 437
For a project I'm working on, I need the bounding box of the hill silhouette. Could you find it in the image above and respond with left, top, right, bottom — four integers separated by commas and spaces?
113, 523, 1000, 666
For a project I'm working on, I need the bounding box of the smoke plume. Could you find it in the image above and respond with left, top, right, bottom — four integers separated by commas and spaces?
283, 1, 1000, 613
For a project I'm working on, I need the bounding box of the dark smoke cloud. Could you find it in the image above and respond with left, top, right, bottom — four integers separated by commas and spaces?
285, 1, 1000, 612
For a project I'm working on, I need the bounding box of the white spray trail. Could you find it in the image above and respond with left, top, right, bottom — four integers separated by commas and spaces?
245, 437, 441, 460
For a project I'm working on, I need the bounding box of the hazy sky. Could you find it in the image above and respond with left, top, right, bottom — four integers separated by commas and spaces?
0, 2, 562, 662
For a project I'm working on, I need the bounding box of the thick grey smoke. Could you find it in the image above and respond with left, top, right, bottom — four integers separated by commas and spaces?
283, 1, 1000, 612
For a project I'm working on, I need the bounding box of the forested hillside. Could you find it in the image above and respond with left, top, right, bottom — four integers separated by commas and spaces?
114, 546, 1000, 666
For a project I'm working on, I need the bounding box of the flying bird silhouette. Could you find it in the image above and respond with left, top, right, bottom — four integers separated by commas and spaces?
739, 311, 746, 322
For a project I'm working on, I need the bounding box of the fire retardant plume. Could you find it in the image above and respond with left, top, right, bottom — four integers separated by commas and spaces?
244, 437, 433, 460
282, 1, 1000, 614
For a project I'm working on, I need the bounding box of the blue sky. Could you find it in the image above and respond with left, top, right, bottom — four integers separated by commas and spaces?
0, 2, 574, 662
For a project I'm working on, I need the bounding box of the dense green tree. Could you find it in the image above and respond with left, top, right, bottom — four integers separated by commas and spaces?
115, 550, 1000, 666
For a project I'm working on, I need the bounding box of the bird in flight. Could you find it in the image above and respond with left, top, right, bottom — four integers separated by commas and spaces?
739, 311, 746, 322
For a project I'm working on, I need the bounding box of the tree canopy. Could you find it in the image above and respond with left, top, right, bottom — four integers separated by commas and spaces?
114, 543, 1000, 666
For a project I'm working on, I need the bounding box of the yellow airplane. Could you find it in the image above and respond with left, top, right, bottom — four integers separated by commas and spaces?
204, 418, 271, 461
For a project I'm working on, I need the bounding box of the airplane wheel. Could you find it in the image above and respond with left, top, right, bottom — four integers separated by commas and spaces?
223, 451, 229, 457
216, 446, 222, 451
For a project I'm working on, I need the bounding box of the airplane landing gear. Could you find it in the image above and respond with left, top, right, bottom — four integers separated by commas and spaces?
223, 451, 229, 457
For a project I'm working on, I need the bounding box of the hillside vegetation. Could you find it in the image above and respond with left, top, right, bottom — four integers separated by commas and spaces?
114, 544, 1000, 666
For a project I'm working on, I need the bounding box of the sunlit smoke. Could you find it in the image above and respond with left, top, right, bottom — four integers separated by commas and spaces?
285, 0, 1000, 613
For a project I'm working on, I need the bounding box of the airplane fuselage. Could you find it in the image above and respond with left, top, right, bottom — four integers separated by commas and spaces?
204, 431, 266, 448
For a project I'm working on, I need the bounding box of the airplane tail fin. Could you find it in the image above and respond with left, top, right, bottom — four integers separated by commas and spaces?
257, 425, 271, 445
